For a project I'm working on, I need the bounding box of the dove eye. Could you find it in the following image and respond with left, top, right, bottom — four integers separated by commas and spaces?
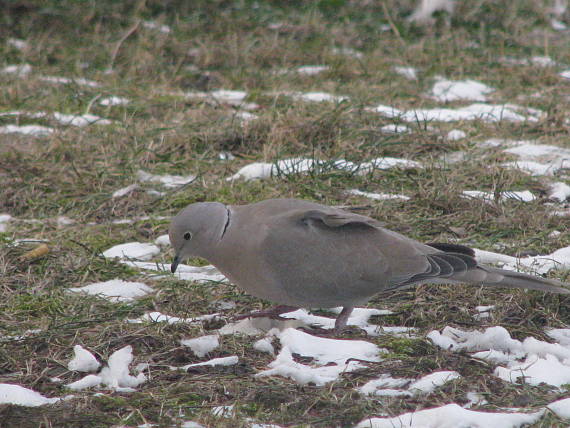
183, 231, 192, 240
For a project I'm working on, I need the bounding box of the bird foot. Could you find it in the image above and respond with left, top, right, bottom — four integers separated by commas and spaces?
234, 305, 298, 322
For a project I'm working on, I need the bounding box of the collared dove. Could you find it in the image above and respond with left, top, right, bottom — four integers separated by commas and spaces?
169, 198, 570, 331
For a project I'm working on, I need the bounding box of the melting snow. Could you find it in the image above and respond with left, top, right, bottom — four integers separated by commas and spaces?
296, 65, 329, 75
180, 335, 220, 357
211, 404, 235, 417
373, 103, 543, 123
66, 345, 146, 391
0, 384, 61, 406
347, 189, 410, 201
228, 157, 421, 181
185, 89, 248, 105
548, 397, 570, 419
128, 311, 219, 325
141, 21, 171, 34
7, 38, 28, 50
393, 66, 418, 80
0, 214, 11, 233
112, 183, 139, 198
254, 337, 275, 355
154, 234, 170, 247
39, 75, 100, 88
355, 403, 543, 428
428, 325, 570, 388
137, 170, 195, 188
380, 124, 410, 134
291, 92, 348, 103
560, 70, 570, 79
67, 279, 152, 302
548, 182, 570, 202
103, 242, 160, 261
99, 96, 130, 106
447, 129, 466, 140
256, 328, 383, 386
474, 245, 570, 275
68, 345, 101, 372
123, 261, 227, 283
173, 356, 239, 371
358, 370, 459, 397
430, 78, 494, 102
462, 190, 536, 203
2, 64, 32, 76
502, 143, 570, 176
0, 110, 111, 126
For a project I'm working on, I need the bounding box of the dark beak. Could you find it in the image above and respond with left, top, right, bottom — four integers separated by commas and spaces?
171, 255, 180, 273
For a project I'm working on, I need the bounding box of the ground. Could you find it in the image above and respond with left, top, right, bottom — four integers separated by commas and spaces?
1, 0, 570, 427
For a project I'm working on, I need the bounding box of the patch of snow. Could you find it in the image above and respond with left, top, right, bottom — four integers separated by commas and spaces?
0, 384, 60, 407
503, 160, 556, 176
173, 356, 239, 371
430, 78, 494, 102
0, 214, 12, 232
7, 38, 28, 50
123, 261, 227, 283
141, 21, 171, 34
66, 345, 146, 391
154, 234, 170, 247
347, 189, 410, 201
462, 190, 536, 203
447, 129, 466, 140
99, 96, 129, 106
331, 46, 363, 58
0, 124, 54, 136
185, 89, 247, 105
180, 335, 219, 357
408, 0, 455, 23
103, 242, 160, 261
68, 279, 152, 302
137, 170, 195, 188
227, 157, 421, 181
393, 66, 417, 80
465, 391, 488, 408
501, 56, 557, 67
473, 305, 495, 320
380, 124, 410, 134
234, 111, 258, 122
551, 19, 567, 30
2, 64, 32, 76
56, 216, 74, 227
548, 182, 570, 202
219, 151, 235, 161
358, 374, 412, 396
355, 403, 544, 428
560, 70, 570, 79
296, 65, 329, 75
211, 404, 234, 417
253, 338, 275, 355
409, 371, 460, 393
68, 345, 101, 372
181, 422, 206, 428
256, 328, 383, 386
548, 397, 570, 419
112, 183, 139, 198
128, 311, 219, 325
373, 103, 543, 123
39, 75, 100, 88
292, 92, 348, 103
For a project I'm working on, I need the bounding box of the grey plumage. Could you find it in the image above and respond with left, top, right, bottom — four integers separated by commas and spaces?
169, 198, 570, 330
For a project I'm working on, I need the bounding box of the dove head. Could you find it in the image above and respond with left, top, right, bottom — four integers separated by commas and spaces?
169, 202, 228, 273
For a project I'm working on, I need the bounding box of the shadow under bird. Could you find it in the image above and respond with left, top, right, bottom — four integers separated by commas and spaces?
169, 198, 570, 331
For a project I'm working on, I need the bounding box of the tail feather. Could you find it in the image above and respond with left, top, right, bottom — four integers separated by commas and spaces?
458, 266, 570, 294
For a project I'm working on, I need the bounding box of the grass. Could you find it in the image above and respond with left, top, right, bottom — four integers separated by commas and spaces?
1, 0, 570, 426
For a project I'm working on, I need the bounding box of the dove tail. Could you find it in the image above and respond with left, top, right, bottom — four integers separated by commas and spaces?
455, 266, 570, 294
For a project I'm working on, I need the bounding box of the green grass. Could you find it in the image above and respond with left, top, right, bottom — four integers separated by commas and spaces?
1, 0, 570, 426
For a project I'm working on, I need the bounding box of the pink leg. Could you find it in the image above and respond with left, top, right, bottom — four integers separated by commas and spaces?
334, 306, 354, 332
